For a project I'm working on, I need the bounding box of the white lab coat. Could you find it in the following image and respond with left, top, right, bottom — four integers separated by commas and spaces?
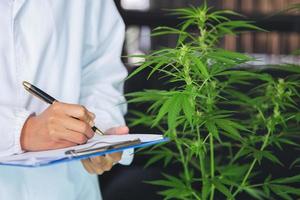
0, 0, 132, 199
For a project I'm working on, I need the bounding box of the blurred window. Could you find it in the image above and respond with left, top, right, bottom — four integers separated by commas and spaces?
125, 26, 151, 66
121, 0, 150, 11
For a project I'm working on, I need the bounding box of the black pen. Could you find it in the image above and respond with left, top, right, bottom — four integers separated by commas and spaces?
22, 81, 104, 135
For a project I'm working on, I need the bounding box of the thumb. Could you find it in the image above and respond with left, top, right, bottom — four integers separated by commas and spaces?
105, 126, 129, 135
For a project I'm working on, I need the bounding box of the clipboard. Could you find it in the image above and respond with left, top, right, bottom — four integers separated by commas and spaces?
0, 134, 169, 168
65, 139, 142, 157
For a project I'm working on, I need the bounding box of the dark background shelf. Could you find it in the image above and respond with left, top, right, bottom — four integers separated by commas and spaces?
118, 10, 300, 32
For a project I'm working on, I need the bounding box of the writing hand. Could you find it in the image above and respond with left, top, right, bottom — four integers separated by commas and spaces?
20, 102, 95, 151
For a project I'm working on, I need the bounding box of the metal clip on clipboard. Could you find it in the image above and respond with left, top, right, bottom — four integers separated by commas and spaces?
65, 139, 141, 157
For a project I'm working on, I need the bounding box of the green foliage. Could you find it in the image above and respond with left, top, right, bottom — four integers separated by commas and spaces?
127, 4, 300, 200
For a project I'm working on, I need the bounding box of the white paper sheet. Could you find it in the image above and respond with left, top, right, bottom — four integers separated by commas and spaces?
0, 134, 163, 166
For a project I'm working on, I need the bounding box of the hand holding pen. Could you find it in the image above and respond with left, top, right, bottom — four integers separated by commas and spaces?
20, 81, 104, 152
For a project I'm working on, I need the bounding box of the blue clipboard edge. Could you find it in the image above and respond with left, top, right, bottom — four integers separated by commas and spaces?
0, 138, 170, 168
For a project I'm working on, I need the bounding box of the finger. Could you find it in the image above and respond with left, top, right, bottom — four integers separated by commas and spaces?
52, 102, 95, 128
58, 103, 92, 124
88, 119, 95, 128
47, 140, 77, 150
107, 152, 122, 163
90, 156, 109, 171
100, 156, 113, 171
52, 128, 88, 144
86, 111, 95, 127
59, 117, 94, 139
89, 157, 106, 174
55, 140, 77, 147
90, 156, 113, 172
90, 156, 106, 166
76, 106, 94, 124
81, 159, 96, 174
88, 111, 96, 121
105, 126, 129, 135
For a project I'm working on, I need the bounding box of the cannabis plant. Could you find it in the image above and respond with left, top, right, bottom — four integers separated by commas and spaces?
127, 4, 300, 200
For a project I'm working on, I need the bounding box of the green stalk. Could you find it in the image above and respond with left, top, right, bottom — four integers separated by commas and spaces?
175, 137, 191, 182
229, 146, 246, 192
192, 191, 202, 200
209, 133, 215, 200
231, 130, 272, 198
200, 152, 208, 199
196, 127, 208, 199
229, 146, 245, 165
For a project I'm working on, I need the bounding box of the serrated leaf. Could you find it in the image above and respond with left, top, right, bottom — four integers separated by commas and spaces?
205, 121, 221, 142
223, 89, 252, 104
270, 184, 300, 200
212, 178, 233, 198
153, 97, 172, 126
167, 94, 182, 129
163, 154, 173, 167
244, 187, 266, 200
215, 119, 242, 140
290, 157, 300, 169
146, 179, 182, 188
127, 58, 153, 79
217, 20, 266, 32
261, 151, 283, 166
182, 95, 194, 125
144, 154, 165, 168
217, 164, 249, 181
219, 177, 240, 188
193, 57, 209, 78
148, 60, 170, 78
263, 184, 270, 198
277, 138, 300, 147
213, 49, 253, 62
158, 188, 191, 200
272, 174, 300, 184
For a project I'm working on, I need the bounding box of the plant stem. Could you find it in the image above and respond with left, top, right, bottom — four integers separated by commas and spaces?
175, 137, 191, 182
229, 146, 246, 192
192, 191, 202, 200
196, 127, 208, 199
231, 130, 272, 198
209, 133, 215, 200
229, 146, 245, 165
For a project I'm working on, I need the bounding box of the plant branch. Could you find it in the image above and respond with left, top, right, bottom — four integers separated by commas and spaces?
231, 129, 272, 198
209, 133, 215, 200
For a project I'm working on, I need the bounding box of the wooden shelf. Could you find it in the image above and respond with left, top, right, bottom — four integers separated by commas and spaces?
118, 10, 300, 32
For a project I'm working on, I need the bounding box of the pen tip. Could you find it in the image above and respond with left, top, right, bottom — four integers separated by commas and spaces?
95, 128, 104, 135
92, 126, 104, 135
22, 81, 31, 90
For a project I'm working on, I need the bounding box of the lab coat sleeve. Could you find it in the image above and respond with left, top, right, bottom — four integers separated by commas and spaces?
0, 106, 32, 157
79, 1, 133, 165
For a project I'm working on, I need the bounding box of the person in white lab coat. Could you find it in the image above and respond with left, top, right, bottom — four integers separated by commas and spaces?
0, 0, 132, 199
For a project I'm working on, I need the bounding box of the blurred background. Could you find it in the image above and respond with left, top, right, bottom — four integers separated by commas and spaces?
99, 1, 300, 199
